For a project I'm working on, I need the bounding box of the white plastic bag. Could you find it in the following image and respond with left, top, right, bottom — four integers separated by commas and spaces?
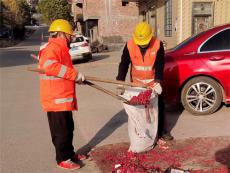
121, 87, 158, 153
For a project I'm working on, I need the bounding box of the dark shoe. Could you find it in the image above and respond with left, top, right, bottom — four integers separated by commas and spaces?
160, 132, 174, 141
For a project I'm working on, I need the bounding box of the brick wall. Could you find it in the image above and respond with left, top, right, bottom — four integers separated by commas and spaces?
82, 0, 139, 46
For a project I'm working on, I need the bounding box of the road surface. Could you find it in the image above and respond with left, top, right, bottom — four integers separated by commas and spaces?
0, 26, 229, 173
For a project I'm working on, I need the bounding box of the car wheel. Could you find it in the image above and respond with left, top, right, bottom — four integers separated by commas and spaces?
181, 76, 223, 115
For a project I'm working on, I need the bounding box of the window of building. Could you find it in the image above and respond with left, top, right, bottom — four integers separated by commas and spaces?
165, 0, 172, 37
122, 0, 129, 6
200, 29, 230, 52
192, 2, 213, 34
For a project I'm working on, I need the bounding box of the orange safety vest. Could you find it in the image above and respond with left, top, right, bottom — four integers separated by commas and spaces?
39, 38, 78, 112
127, 37, 160, 87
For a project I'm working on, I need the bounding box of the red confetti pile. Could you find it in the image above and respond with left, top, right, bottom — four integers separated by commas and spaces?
129, 89, 152, 105
109, 151, 163, 173
90, 137, 230, 173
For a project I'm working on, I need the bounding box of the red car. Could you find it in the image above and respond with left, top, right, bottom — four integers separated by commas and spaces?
163, 24, 230, 115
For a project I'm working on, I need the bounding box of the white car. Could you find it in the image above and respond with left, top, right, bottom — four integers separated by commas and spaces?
69, 35, 92, 61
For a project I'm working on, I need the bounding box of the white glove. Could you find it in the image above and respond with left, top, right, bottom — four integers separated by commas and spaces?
152, 82, 162, 95
116, 85, 125, 95
76, 72, 85, 84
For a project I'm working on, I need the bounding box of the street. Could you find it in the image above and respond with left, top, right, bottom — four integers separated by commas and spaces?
0, 27, 229, 173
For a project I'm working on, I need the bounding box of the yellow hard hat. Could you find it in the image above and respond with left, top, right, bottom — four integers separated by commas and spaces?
133, 22, 153, 45
48, 19, 73, 35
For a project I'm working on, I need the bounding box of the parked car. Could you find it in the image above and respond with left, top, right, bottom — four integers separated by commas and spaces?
163, 24, 230, 115
69, 34, 92, 61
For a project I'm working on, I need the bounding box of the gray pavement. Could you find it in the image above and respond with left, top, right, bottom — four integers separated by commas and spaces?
0, 27, 229, 173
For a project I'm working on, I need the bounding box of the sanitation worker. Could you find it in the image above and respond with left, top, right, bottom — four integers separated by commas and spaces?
116, 22, 173, 148
38, 19, 86, 170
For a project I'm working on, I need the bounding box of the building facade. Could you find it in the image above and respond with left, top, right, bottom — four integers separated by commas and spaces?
134, 0, 230, 48
71, 0, 139, 48
72, 0, 230, 49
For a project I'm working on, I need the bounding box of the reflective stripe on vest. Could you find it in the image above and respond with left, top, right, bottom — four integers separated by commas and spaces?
57, 65, 67, 78
133, 65, 152, 71
38, 43, 49, 60
43, 60, 58, 68
134, 78, 154, 84
127, 38, 160, 86
40, 43, 49, 50
55, 98, 74, 104
40, 74, 60, 80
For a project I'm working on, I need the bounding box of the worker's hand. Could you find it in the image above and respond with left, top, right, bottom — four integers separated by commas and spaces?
116, 85, 125, 95
76, 72, 85, 84
151, 82, 162, 95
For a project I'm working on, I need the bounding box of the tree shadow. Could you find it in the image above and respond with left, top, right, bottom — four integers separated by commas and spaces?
215, 145, 230, 171
0, 49, 38, 67
77, 109, 127, 154
0, 26, 49, 67
90, 54, 110, 62
21, 26, 49, 47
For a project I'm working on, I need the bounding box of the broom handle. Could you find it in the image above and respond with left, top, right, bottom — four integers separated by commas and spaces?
84, 81, 128, 102
27, 67, 45, 73
27, 67, 128, 102
85, 76, 146, 88
27, 67, 147, 88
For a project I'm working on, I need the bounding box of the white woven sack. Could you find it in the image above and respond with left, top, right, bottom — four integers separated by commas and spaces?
121, 87, 158, 153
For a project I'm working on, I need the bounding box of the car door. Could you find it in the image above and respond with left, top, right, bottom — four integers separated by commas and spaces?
197, 28, 230, 102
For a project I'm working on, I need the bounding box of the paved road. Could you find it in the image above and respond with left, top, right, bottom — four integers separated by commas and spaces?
0, 27, 229, 173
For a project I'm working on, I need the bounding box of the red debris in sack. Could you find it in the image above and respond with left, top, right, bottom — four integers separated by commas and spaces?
129, 89, 152, 105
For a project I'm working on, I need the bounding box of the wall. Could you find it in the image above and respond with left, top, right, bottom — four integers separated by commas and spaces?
137, 0, 230, 48
83, 0, 139, 45
179, 0, 230, 44
156, 0, 178, 49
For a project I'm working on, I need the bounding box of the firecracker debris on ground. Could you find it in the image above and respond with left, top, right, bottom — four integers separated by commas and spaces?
89, 136, 230, 173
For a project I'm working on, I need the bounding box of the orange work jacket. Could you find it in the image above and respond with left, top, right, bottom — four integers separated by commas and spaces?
39, 38, 78, 112
127, 37, 160, 87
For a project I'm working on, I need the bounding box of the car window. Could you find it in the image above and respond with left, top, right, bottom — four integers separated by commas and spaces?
72, 36, 84, 43
200, 29, 230, 52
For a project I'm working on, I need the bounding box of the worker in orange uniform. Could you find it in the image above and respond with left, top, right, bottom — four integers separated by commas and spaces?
116, 22, 173, 142
38, 19, 86, 170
